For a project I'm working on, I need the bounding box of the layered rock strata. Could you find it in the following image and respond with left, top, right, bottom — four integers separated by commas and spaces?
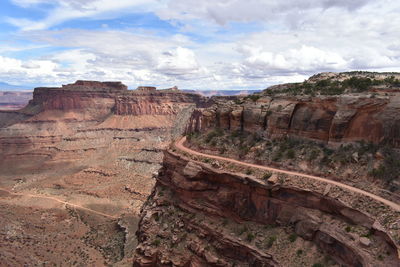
187, 93, 400, 148
0, 81, 207, 265
133, 150, 399, 266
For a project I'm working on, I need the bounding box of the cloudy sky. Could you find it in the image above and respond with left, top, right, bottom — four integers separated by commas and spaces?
0, 0, 399, 89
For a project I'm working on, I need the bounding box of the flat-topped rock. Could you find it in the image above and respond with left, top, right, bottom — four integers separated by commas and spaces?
62, 80, 128, 91
136, 86, 157, 91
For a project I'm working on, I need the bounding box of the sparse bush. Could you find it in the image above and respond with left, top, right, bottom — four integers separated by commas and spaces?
245, 169, 253, 175
234, 98, 243, 105
308, 150, 319, 161
238, 225, 248, 235
266, 236, 277, 248
246, 232, 255, 242
296, 249, 303, 256
345, 226, 352, 233
246, 94, 261, 102
312, 263, 324, 267
286, 149, 295, 159
203, 158, 211, 163
205, 128, 223, 143
343, 77, 372, 92
288, 233, 297, 242
369, 147, 400, 183
263, 172, 273, 180
152, 239, 161, 247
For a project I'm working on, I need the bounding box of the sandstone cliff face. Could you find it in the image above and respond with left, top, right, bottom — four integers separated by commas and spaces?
187, 93, 400, 147
29, 81, 126, 118
115, 91, 208, 116
133, 151, 399, 267
29, 82, 208, 117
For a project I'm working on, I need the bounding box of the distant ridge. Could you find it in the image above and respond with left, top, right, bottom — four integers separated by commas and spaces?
0, 82, 31, 91
182, 89, 261, 96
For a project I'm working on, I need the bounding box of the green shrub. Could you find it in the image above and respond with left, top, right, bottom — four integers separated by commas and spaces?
246, 94, 261, 102
308, 150, 319, 161
288, 233, 297, 242
263, 172, 273, 180
296, 249, 303, 256
369, 147, 400, 183
152, 239, 161, 246
246, 232, 256, 242
286, 149, 295, 159
266, 236, 277, 248
343, 77, 373, 92
205, 128, 223, 143
238, 225, 248, 235
203, 158, 211, 163
312, 263, 324, 267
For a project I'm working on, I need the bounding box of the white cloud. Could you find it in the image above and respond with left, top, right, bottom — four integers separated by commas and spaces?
156, 47, 200, 76
0, 55, 60, 85
9, 0, 164, 31
157, 0, 373, 25
2, 0, 400, 89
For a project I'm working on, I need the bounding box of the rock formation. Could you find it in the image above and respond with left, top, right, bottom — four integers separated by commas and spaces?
133, 150, 399, 266
0, 80, 207, 265
1, 72, 399, 266
187, 93, 400, 148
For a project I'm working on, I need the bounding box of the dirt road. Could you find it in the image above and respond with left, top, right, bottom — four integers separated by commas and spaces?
0, 187, 118, 219
176, 137, 400, 212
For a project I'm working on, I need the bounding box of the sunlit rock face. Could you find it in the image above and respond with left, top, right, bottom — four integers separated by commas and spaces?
187, 93, 400, 148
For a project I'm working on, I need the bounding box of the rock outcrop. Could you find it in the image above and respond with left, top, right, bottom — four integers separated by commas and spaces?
187, 93, 400, 147
133, 150, 399, 266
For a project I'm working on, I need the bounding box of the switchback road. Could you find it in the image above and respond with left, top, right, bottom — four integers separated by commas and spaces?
175, 137, 400, 212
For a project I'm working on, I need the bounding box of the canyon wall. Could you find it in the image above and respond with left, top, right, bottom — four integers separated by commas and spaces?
133, 150, 399, 266
0, 81, 207, 265
187, 93, 400, 147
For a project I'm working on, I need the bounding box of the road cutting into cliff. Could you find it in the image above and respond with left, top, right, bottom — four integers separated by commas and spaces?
0, 187, 118, 219
175, 136, 400, 212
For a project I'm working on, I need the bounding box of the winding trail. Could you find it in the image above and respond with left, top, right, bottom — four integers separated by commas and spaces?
0, 187, 118, 219
176, 137, 400, 212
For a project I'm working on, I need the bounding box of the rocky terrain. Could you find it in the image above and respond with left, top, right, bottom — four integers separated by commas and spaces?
133, 72, 400, 267
0, 81, 207, 265
133, 149, 399, 266
1, 72, 399, 266
185, 73, 400, 195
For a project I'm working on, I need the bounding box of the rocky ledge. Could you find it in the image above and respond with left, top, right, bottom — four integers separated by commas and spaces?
133, 150, 399, 266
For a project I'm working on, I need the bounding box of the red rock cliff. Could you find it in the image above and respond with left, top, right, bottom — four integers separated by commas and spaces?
133, 150, 399, 266
187, 94, 400, 147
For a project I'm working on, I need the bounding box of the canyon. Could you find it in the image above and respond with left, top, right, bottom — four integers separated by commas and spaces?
0, 81, 207, 265
0, 72, 399, 266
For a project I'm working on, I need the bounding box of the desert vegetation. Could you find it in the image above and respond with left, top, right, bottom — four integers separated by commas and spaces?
188, 128, 400, 192
265, 76, 400, 96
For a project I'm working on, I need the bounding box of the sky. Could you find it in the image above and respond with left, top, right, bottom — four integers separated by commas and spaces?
0, 0, 399, 90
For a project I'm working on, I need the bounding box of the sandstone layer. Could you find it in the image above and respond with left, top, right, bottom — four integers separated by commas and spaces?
187, 93, 400, 148
133, 150, 399, 266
